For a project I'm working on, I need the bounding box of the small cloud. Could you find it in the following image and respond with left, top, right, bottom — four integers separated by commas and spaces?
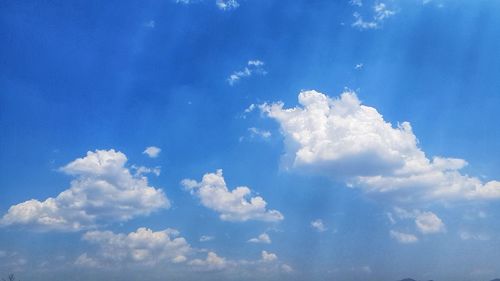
216, 0, 239, 11
143, 146, 161, 158
244, 104, 257, 114
248, 233, 271, 244
352, 2, 396, 30
143, 20, 155, 28
390, 230, 418, 244
459, 231, 490, 241
75, 253, 99, 268
350, 0, 362, 7
181, 169, 284, 222
260, 250, 277, 263
311, 219, 327, 232
227, 60, 267, 86
131, 165, 161, 176
281, 264, 294, 273
245, 127, 271, 140
199, 235, 214, 242
373, 3, 395, 21
415, 211, 446, 234
390, 208, 446, 235
188, 252, 228, 271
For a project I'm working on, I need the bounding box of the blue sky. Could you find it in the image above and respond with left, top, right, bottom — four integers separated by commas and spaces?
1, 0, 500, 280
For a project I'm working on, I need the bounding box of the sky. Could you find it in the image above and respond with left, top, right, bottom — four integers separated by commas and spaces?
1, 0, 500, 280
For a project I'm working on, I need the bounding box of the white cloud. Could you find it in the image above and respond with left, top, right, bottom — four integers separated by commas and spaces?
373, 3, 395, 21
248, 233, 271, 244
261, 90, 500, 202
131, 165, 161, 177
244, 104, 257, 114
260, 251, 277, 263
78, 227, 191, 267
248, 127, 272, 139
216, 0, 239, 11
415, 211, 446, 234
389, 208, 445, 236
75, 253, 99, 268
311, 219, 327, 232
390, 230, 418, 244
352, 3, 396, 30
459, 231, 490, 241
143, 146, 161, 158
352, 13, 379, 29
227, 60, 267, 86
188, 252, 228, 271
350, 0, 362, 7
199, 235, 214, 242
181, 169, 284, 222
281, 264, 294, 273
0, 149, 169, 231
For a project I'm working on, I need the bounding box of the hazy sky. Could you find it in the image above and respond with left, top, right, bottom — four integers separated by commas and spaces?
1, 0, 500, 280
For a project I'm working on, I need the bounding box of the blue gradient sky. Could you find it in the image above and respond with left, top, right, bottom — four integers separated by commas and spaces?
1, 0, 500, 280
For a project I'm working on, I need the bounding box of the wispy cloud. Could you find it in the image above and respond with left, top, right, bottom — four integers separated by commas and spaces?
216, 0, 239, 11
227, 60, 267, 86
390, 230, 418, 244
199, 235, 214, 242
143, 20, 155, 28
352, 3, 396, 30
350, 0, 362, 7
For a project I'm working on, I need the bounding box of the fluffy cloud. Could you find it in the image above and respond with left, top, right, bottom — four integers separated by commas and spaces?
188, 252, 228, 271
352, 3, 396, 30
311, 219, 327, 232
260, 251, 277, 263
181, 169, 284, 222
143, 146, 161, 158
261, 90, 500, 202
248, 233, 271, 244
0, 150, 169, 231
216, 0, 239, 11
227, 60, 267, 86
388, 208, 445, 239
415, 211, 446, 234
77, 227, 191, 267
390, 230, 418, 244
